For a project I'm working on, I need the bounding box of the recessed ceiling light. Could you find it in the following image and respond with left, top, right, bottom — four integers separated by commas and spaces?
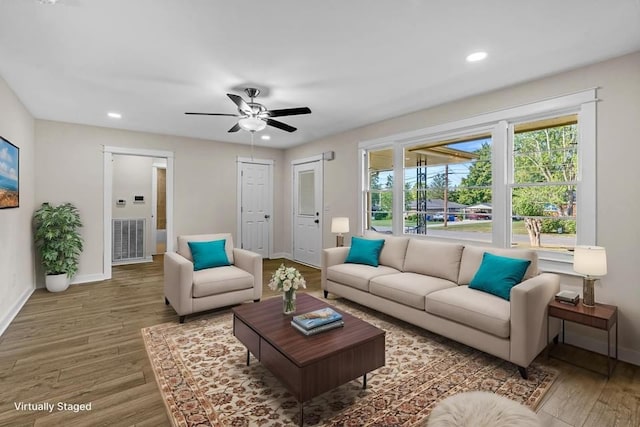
261, 135, 271, 140
466, 51, 488, 62
38, 0, 58, 4
107, 112, 122, 119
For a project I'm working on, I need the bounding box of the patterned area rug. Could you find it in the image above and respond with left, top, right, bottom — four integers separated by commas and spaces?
142, 298, 557, 426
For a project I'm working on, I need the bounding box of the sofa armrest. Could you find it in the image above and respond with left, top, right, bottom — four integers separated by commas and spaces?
321, 247, 350, 290
164, 251, 195, 316
233, 248, 263, 301
509, 272, 560, 367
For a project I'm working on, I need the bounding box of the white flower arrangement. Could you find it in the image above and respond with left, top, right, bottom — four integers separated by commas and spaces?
268, 264, 306, 294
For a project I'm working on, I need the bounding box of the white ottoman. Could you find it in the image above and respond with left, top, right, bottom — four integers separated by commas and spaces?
426, 391, 541, 427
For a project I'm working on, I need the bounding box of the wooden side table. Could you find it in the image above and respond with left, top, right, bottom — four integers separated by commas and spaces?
547, 299, 618, 377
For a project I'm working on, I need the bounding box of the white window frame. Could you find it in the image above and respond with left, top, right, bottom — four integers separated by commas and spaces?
358, 89, 598, 273
359, 144, 395, 233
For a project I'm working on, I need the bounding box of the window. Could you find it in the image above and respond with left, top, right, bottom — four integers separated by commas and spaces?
358, 89, 596, 270
403, 134, 493, 243
365, 148, 393, 233
510, 116, 578, 252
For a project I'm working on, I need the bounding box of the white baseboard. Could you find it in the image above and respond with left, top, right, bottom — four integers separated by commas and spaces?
268, 253, 320, 269
565, 329, 640, 367
0, 286, 35, 337
111, 256, 154, 267
71, 273, 107, 285
270, 252, 292, 260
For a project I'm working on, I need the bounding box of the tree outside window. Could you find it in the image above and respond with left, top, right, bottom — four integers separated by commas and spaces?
512, 117, 578, 250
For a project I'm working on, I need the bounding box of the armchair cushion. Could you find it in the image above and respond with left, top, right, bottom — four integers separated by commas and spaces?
192, 266, 254, 297
188, 239, 230, 271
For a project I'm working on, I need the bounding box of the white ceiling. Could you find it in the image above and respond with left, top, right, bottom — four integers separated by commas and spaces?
1, 1, 639, 149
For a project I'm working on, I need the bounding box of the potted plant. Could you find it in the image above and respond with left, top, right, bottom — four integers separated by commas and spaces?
34, 202, 84, 292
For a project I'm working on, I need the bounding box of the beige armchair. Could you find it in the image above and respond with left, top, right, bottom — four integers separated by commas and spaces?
164, 233, 262, 323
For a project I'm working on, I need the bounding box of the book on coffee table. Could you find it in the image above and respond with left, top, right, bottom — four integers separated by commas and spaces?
292, 307, 343, 330
291, 319, 344, 336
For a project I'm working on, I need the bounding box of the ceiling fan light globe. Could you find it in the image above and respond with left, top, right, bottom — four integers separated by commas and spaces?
238, 117, 267, 132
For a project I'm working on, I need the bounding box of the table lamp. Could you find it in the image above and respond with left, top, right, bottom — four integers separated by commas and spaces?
331, 217, 350, 247
573, 245, 607, 307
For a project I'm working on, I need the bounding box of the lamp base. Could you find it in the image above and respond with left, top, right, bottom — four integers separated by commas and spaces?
582, 277, 596, 307
336, 235, 344, 247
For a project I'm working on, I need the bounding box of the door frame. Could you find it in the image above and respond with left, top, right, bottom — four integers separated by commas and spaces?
291, 154, 324, 265
236, 157, 274, 258
151, 160, 167, 255
103, 146, 174, 280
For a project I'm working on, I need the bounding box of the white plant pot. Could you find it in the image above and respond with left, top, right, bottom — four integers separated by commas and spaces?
45, 273, 70, 292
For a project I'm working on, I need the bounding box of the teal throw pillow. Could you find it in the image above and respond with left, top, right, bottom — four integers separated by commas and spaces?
469, 252, 531, 301
188, 239, 230, 271
345, 237, 385, 267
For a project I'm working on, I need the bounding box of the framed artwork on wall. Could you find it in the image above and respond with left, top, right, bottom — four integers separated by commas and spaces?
0, 136, 19, 209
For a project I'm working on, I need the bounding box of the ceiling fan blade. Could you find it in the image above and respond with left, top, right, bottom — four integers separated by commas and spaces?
227, 93, 252, 114
228, 123, 241, 133
185, 112, 239, 116
266, 118, 297, 133
265, 107, 311, 117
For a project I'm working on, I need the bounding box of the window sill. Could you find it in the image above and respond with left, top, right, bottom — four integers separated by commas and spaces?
538, 256, 579, 276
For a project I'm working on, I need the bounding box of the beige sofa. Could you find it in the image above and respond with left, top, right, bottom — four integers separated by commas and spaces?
322, 231, 560, 378
164, 233, 262, 323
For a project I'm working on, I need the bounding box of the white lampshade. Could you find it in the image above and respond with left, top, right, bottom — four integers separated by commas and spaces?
573, 245, 607, 277
238, 117, 267, 132
331, 217, 350, 234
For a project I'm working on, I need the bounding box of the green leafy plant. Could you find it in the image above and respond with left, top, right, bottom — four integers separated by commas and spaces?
34, 202, 84, 277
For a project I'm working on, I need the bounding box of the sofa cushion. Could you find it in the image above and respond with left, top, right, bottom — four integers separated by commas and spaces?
469, 252, 531, 301
345, 236, 385, 267
403, 239, 464, 283
327, 263, 399, 292
188, 239, 231, 271
370, 272, 457, 310
364, 231, 410, 271
425, 286, 511, 338
178, 233, 235, 264
192, 265, 253, 297
458, 246, 537, 285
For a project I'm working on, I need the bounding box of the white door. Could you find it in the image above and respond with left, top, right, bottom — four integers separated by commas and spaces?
240, 161, 272, 258
293, 160, 322, 266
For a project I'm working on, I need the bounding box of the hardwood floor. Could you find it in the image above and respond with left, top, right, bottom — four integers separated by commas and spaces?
0, 256, 637, 427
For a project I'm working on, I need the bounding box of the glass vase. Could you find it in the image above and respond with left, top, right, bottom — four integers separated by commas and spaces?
283, 290, 296, 315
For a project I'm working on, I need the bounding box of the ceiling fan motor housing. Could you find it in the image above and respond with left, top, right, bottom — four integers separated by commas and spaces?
244, 87, 260, 99
246, 103, 267, 116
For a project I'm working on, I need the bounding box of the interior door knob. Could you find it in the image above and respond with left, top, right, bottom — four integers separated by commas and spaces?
314, 219, 319, 224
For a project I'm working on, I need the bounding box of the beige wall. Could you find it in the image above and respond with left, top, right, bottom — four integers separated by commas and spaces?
285, 52, 640, 363
34, 121, 285, 282
0, 76, 36, 333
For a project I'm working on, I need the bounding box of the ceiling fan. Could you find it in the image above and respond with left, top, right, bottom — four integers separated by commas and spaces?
185, 88, 311, 133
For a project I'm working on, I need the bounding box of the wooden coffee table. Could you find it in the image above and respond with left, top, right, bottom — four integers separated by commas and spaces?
232, 293, 385, 426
